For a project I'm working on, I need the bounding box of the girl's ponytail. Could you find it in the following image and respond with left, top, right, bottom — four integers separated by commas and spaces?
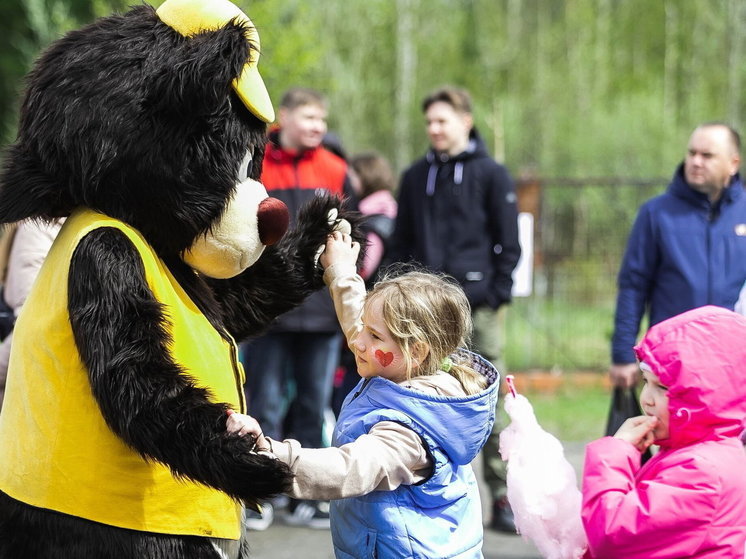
443, 353, 487, 395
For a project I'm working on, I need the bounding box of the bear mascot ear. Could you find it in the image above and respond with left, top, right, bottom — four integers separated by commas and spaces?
153, 0, 274, 123
156, 0, 275, 122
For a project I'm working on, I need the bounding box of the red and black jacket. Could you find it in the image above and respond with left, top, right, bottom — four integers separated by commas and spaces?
261, 129, 353, 332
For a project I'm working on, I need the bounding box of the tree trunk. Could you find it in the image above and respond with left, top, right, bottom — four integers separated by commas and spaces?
728, 0, 744, 129
663, 1, 679, 129
394, 0, 416, 173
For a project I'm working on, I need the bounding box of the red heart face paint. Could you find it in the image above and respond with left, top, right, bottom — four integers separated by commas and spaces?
375, 349, 394, 367
354, 296, 408, 383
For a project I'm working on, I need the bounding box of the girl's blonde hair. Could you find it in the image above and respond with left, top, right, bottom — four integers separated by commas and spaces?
366, 270, 487, 395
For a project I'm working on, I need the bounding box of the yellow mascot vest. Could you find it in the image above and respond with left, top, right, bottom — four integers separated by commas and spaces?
0, 209, 245, 539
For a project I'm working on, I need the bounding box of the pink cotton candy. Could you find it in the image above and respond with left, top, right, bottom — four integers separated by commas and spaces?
499, 390, 587, 559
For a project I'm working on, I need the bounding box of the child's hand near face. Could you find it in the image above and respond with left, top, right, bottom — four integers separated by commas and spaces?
614, 415, 658, 453
319, 231, 360, 270
225, 410, 269, 452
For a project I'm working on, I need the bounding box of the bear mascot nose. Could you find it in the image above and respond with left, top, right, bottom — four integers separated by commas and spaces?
257, 197, 289, 246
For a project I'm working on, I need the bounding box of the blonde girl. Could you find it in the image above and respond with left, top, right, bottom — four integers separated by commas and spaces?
360, 268, 487, 395
228, 231, 500, 559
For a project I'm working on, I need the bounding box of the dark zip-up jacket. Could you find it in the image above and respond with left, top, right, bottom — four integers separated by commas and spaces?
611, 165, 746, 363
388, 129, 521, 310
261, 130, 351, 332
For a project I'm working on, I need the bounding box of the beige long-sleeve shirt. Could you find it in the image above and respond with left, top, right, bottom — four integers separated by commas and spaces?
0, 219, 64, 402
266, 262, 467, 501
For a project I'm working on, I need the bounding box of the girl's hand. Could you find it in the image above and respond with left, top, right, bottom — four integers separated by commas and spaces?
319, 231, 360, 270
226, 410, 269, 451
614, 415, 658, 453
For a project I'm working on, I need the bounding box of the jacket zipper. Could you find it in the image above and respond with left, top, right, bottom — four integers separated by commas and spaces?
351, 378, 372, 400
221, 329, 247, 413
706, 202, 715, 303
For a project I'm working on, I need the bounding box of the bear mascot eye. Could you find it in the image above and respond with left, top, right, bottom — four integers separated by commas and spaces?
238, 149, 254, 182
0, 0, 363, 556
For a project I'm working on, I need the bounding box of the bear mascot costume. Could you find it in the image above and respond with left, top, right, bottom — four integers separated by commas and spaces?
0, 0, 362, 557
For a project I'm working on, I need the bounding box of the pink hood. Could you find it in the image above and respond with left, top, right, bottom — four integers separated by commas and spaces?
358, 190, 397, 219
358, 190, 397, 281
582, 305, 746, 558
634, 305, 746, 449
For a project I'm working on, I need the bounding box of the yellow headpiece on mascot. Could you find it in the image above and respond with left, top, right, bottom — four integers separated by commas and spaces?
156, 0, 274, 123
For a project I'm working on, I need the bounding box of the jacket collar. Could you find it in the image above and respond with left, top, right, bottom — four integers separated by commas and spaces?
668, 163, 744, 208
425, 127, 489, 165
265, 127, 319, 163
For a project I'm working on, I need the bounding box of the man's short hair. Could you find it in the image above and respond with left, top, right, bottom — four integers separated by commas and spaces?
698, 121, 741, 155
421, 86, 472, 115
279, 87, 327, 111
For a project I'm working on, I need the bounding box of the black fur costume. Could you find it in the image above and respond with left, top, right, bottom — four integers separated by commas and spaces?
0, 4, 362, 558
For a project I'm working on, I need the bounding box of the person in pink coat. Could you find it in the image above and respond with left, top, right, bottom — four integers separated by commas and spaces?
582, 305, 746, 558
349, 151, 398, 284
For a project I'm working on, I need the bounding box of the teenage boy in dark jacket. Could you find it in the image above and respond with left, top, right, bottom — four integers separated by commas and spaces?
388, 86, 521, 533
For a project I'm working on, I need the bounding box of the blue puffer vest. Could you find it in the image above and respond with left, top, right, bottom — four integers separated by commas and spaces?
330, 350, 499, 559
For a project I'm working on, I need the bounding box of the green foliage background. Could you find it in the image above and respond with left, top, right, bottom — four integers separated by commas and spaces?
2, 0, 745, 178
1, 0, 744, 372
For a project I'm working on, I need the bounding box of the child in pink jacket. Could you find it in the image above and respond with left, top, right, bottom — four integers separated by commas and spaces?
582, 305, 746, 558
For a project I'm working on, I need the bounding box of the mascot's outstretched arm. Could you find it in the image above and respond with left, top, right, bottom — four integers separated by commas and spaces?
69, 228, 291, 502
210, 193, 365, 340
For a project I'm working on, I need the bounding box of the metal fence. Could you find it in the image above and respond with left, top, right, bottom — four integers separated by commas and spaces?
504, 176, 667, 373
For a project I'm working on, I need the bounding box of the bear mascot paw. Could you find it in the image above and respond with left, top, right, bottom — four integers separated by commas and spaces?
0, 0, 363, 557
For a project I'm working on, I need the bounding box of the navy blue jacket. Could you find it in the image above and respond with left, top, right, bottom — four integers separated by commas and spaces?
388, 129, 521, 310
611, 165, 746, 364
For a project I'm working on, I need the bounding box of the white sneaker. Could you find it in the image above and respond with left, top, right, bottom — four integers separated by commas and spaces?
242, 502, 274, 531
270, 494, 290, 510
283, 499, 330, 530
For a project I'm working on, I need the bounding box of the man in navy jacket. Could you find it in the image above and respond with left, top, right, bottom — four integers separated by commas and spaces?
610, 122, 746, 387
388, 86, 521, 533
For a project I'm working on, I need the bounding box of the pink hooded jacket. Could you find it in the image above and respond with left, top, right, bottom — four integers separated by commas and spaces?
358, 189, 397, 281
582, 306, 746, 558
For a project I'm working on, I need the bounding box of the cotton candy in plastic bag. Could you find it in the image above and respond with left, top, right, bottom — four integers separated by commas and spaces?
499, 376, 587, 559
